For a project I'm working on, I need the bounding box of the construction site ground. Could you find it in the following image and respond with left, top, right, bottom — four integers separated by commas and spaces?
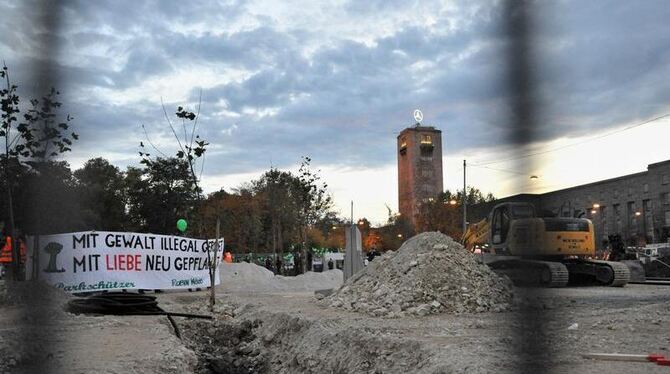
2, 282, 669, 373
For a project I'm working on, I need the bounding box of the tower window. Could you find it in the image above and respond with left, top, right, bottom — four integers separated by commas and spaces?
399, 137, 407, 155
420, 147, 433, 158
420, 135, 432, 145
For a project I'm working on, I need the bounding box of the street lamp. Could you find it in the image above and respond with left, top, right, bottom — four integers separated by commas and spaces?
593, 203, 600, 209
635, 211, 642, 217
448, 199, 457, 205
397, 234, 403, 238
591, 210, 597, 215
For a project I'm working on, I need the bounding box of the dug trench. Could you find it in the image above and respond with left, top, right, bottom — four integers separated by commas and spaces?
180, 303, 435, 374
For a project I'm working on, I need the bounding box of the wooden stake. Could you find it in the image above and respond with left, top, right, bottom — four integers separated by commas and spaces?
209, 217, 220, 313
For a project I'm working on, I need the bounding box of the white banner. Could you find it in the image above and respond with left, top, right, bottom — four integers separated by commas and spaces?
26, 231, 224, 293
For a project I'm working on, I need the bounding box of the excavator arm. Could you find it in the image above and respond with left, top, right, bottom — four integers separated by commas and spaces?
461, 217, 490, 252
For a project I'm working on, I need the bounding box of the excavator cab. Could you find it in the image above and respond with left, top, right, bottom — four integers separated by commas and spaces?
489, 202, 537, 255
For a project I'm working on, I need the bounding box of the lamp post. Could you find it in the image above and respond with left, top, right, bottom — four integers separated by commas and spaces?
462, 160, 466, 234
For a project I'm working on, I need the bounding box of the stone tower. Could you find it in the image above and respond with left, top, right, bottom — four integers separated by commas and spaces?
397, 125, 443, 228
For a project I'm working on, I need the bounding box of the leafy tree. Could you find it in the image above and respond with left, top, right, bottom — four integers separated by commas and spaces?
363, 229, 383, 251
198, 187, 263, 253
19, 161, 85, 235
74, 158, 126, 231
416, 187, 496, 240
378, 215, 414, 251
123, 166, 147, 232
252, 168, 301, 254
140, 101, 208, 196
295, 156, 332, 271
126, 157, 199, 235
1, 63, 77, 279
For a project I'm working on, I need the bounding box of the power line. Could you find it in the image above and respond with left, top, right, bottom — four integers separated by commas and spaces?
472, 113, 670, 166
468, 164, 532, 176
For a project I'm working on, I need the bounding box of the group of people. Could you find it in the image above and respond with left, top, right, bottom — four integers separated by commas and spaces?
264, 256, 284, 274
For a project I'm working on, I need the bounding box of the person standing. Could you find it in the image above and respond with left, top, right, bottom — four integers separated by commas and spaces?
0, 228, 12, 276
275, 256, 283, 275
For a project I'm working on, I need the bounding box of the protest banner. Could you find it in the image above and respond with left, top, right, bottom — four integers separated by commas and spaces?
25, 231, 224, 293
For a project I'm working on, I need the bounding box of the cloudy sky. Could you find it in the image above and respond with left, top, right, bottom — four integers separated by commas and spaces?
1, 0, 669, 224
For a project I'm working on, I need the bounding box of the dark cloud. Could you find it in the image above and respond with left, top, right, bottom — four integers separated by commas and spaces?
1, 0, 668, 179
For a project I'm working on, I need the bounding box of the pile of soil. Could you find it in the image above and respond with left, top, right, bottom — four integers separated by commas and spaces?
219, 263, 342, 293
325, 232, 514, 317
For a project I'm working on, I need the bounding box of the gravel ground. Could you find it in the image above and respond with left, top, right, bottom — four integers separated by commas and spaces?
0, 281, 196, 374
175, 284, 670, 374
2, 280, 669, 373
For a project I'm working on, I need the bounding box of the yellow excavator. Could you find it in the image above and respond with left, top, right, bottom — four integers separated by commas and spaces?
462, 202, 630, 287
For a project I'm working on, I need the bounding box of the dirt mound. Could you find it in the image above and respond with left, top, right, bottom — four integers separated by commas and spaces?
325, 232, 513, 317
182, 307, 433, 374
219, 263, 343, 293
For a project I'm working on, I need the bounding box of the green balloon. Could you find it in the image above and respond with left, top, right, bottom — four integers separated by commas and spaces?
176, 219, 188, 232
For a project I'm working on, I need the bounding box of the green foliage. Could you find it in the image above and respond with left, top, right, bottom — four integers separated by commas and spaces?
416, 186, 496, 239
73, 158, 126, 231
139, 100, 208, 200
127, 157, 200, 235
1, 63, 78, 241
19, 89, 77, 161
16, 161, 87, 235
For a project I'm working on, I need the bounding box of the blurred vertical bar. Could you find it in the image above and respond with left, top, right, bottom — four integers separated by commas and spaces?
18, 1, 63, 373
502, 0, 554, 372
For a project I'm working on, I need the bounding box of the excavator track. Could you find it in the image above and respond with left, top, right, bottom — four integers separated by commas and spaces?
563, 259, 630, 287
483, 256, 569, 288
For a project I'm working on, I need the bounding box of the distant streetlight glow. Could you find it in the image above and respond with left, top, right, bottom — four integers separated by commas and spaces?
593, 203, 600, 209
591, 209, 597, 214
397, 234, 403, 238
635, 211, 642, 216
449, 199, 457, 205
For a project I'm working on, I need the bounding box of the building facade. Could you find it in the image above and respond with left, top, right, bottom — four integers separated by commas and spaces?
397, 126, 443, 227
470, 160, 670, 249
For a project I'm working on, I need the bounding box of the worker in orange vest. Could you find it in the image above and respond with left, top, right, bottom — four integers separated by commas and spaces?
0, 231, 27, 265
0, 235, 12, 264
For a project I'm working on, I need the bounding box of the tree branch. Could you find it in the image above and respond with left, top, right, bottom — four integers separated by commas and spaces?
161, 97, 185, 154
141, 123, 168, 158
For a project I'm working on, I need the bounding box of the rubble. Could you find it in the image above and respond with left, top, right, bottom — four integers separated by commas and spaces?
324, 232, 514, 317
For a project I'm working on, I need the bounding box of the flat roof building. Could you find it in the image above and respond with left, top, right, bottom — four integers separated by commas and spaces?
470, 160, 670, 248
